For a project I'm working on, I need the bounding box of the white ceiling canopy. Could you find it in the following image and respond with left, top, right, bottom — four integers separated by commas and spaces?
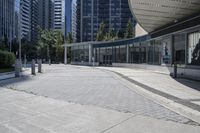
128, 0, 200, 33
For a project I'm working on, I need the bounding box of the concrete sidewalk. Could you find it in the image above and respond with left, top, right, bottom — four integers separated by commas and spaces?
97, 67, 200, 123
0, 87, 199, 133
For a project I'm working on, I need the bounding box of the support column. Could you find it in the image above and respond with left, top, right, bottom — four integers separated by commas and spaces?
126, 45, 129, 63
89, 44, 93, 65
93, 48, 96, 62
64, 46, 68, 65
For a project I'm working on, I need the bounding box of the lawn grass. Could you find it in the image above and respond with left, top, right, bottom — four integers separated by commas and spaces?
0, 68, 14, 73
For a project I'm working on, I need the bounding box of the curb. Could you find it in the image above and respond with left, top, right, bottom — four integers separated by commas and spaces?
99, 68, 200, 124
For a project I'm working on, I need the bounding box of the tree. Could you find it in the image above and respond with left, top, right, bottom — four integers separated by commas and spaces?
66, 32, 73, 43
105, 28, 115, 41
117, 29, 125, 39
38, 29, 65, 62
21, 38, 37, 60
54, 30, 64, 62
65, 32, 73, 63
11, 38, 19, 55
96, 22, 106, 41
0, 35, 9, 51
38, 29, 55, 61
125, 19, 135, 38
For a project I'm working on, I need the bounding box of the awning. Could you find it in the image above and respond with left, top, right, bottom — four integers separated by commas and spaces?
128, 0, 200, 33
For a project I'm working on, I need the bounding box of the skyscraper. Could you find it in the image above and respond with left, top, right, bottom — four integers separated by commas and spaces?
0, 0, 15, 43
14, 0, 20, 40
74, 0, 136, 42
72, 0, 77, 42
54, 0, 66, 36
38, 0, 54, 30
65, 0, 72, 34
30, 0, 39, 42
20, 0, 39, 42
20, 0, 31, 40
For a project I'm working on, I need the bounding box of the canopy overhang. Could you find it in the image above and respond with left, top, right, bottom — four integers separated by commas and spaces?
128, 0, 200, 33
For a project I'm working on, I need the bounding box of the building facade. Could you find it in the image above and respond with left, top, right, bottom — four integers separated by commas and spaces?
74, 0, 135, 42
65, 0, 72, 34
20, 0, 31, 40
72, 0, 77, 42
54, 0, 66, 36
63, 0, 200, 79
38, 0, 54, 30
0, 0, 15, 43
30, 0, 39, 42
14, 0, 20, 40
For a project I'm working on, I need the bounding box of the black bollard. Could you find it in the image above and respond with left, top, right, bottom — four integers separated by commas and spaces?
173, 63, 177, 78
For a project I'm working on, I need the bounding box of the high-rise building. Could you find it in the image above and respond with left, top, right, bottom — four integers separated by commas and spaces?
74, 0, 136, 42
65, 0, 72, 34
38, 0, 54, 30
14, 0, 20, 40
20, 0, 39, 42
20, 0, 31, 40
71, 0, 77, 42
30, 0, 39, 42
54, 0, 66, 36
0, 0, 15, 43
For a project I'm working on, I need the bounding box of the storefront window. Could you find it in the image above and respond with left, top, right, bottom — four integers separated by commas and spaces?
71, 45, 89, 62
147, 40, 161, 65
174, 34, 186, 64
161, 37, 172, 65
120, 45, 126, 63
188, 32, 200, 66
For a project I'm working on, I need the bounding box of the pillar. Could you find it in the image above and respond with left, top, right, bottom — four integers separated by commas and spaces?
126, 45, 130, 63
64, 46, 68, 65
89, 44, 93, 65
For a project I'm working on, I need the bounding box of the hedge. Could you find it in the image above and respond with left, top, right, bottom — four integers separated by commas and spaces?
0, 50, 16, 68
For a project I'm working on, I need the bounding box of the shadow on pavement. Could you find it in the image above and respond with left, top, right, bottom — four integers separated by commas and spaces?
0, 75, 33, 87
174, 78, 200, 91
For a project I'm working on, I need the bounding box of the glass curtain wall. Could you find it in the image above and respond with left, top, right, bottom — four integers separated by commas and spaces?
174, 34, 186, 64
94, 41, 162, 65
71, 45, 89, 62
188, 32, 200, 65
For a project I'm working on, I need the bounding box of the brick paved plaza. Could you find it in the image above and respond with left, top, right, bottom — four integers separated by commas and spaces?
0, 65, 199, 133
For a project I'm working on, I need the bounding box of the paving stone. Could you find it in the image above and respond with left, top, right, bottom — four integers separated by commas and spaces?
0, 65, 198, 125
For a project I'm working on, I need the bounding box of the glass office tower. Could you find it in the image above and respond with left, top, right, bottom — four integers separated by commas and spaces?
75, 0, 135, 42
65, 0, 72, 34
38, 0, 54, 30
54, 0, 66, 36
0, 0, 15, 43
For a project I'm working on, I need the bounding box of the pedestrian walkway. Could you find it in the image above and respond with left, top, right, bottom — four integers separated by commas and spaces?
97, 67, 200, 123
0, 64, 200, 132
0, 87, 199, 133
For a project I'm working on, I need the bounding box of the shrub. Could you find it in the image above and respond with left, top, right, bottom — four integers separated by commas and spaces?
0, 50, 16, 68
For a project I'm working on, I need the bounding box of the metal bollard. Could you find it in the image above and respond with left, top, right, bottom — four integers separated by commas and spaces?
38, 59, 42, 73
173, 63, 177, 78
15, 59, 20, 77
31, 59, 36, 75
